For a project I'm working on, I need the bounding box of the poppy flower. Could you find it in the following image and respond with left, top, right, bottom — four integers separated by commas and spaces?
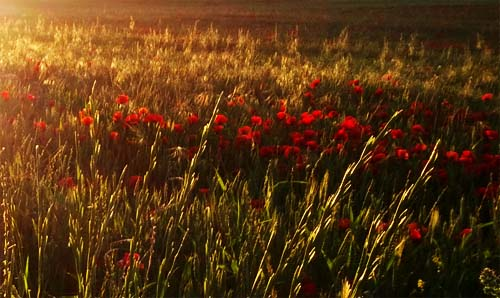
174, 123, 184, 133
81, 116, 94, 126
276, 111, 287, 121
144, 113, 164, 124
27, 93, 36, 102
301, 112, 315, 126
408, 222, 423, 243
484, 129, 499, 141
395, 148, 410, 160
213, 125, 224, 134
372, 152, 387, 163
459, 228, 472, 239
117, 252, 144, 270
306, 140, 319, 151
376, 222, 389, 233
109, 131, 119, 141
112, 111, 123, 122
311, 110, 323, 119
115, 94, 129, 105
338, 218, 351, 230
341, 116, 358, 130
138, 107, 149, 116
411, 124, 425, 135
283, 145, 301, 159
481, 93, 493, 102
299, 276, 317, 297
1, 90, 9, 101
214, 114, 228, 125
34, 121, 47, 132
128, 175, 142, 189
458, 150, 474, 164
285, 115, 297, 126
412, 143, 428, 154
251, 115, 262, 126
353, 85, 364, 95
309, 78, 321, 89
326, 110, 338, 119
445, 150, 459, 161
125, 113, 140, 126
374, 87, 384, 96
199, 188, 210, 195
390, 129, 405, 140
58, 177, 76, 189
348, 79, 360, 86
188, 113, 199, 125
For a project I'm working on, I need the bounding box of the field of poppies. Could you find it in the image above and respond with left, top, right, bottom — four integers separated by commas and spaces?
0, 2, 499, 297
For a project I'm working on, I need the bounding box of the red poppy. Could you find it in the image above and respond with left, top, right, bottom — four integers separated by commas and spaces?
395, 148, 410, 160
408, 222, 425, 243
81, 116, 94, 126
409, 227, 422, 242
112, 111, 123, 122
412, 143, 428, 154
283, 145, 301, 159
376, 222, 389, 233
285, 115, 297, 126
411, 124, 425, 135
300, 113, 315, 126
353, 85, 363, 95
300, 276, 318, 297
276, 111, 287, 120
125, 113, 140, 126
1, 90, 9, 101
348, 79, 360, 86
372, 152, 387, 163
128, 175, 142, 189
311, 110, 323, 119
109, 131, 119, 141
199, 188, 209, 195
326, 110, 338, 119
374, 87, 384, 96
188, 113, 199, 125
34, 121, 47, 132
338, 218, 351, 230
115, 94, 129, 105
174, 123, 184, 133
445, 150, 459, 161
306, 140, 319, 151
144, 113, 164, 124
117, 252, 144, 270
481, 93, 493, 102
459, 228, 472, 239
250, 115, 262, 126
484, 129, 499, 141
390, 129, 404, 140
138, 107, 149, 116
341, 116, 358, 130
27, 93, 36, 102
213, 125, 224, 134
309, 78, 321, 89
214, 114, 228, 125
58, 177, 76, 189
303, 129, 318, 139
458, 150, 474, 164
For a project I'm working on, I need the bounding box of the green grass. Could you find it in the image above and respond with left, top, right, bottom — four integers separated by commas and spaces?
0, 2, 499, 297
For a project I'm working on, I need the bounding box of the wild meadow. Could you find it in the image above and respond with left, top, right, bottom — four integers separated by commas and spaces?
0, 1, 499, 297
